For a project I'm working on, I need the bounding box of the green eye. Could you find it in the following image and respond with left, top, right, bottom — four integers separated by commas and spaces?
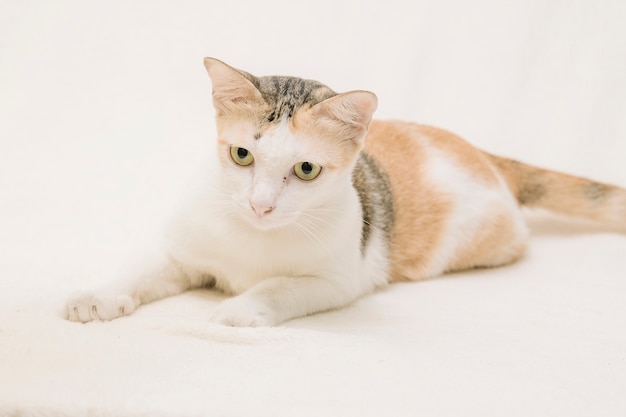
294, 162, 322, 181
230, 146, 254, 166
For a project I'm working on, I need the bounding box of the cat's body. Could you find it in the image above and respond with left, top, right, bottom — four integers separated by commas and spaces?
66, 58, 626, 326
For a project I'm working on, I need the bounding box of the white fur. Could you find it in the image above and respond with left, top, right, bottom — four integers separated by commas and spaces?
65, 121, 388, 326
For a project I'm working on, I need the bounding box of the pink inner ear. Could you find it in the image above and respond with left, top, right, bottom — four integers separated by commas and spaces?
305, 91, 378, 150
315, 91, 378, 130
343, 91, 378, 127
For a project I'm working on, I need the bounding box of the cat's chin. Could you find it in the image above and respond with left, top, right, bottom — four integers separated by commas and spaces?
240, 212, 297, 232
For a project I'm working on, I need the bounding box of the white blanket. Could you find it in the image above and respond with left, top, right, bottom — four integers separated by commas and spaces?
1, 1, 625, 416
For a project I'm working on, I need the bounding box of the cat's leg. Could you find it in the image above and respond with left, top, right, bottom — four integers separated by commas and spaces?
209, 276, 360, 327
447, 204, 529, 272
65, 250, 207, 322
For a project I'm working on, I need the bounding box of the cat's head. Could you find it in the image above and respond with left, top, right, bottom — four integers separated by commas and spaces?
203, 58, 377, 231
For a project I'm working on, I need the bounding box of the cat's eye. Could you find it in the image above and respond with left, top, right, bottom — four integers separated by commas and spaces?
293, 162, 322, 181
230, 146, 254, 166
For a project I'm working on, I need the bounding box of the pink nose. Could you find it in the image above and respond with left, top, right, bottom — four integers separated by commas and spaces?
250, 202, 274, 217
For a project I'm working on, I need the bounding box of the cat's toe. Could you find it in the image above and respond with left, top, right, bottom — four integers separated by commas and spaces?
65, 292, 94, 322
209, 296, 276, 327
65, 292, 135, 322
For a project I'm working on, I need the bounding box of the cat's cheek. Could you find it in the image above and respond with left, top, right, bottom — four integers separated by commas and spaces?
209, 295, 277, 327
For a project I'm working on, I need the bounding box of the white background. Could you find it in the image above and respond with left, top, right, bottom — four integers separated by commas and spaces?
1, 1, 625, 416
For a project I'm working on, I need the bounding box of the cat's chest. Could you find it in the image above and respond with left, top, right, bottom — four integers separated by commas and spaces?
165, 212, 339, 294
217, 241, 296, 293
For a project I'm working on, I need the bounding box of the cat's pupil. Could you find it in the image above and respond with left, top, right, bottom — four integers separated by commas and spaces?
302, 162, 313, 174
237, 148, 249, 159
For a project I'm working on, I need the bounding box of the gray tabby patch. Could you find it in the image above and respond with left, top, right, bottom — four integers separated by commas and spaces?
352, 153, 394, 253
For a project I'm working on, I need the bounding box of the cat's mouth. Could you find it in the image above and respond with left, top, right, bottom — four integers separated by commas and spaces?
240, 206, 294, 232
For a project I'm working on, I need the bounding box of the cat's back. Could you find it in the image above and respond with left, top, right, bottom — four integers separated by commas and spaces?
364, 120, 497, 184
363, 120, 501, 206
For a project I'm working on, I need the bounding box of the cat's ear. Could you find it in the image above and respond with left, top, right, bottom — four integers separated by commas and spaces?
310, 90, 378, 144
203, 57, 265, 116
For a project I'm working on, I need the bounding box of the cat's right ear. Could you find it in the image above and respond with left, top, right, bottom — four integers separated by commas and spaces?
203, 58, 265, 116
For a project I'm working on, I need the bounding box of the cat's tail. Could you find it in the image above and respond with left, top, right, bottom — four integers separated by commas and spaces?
488, 154, 626, 231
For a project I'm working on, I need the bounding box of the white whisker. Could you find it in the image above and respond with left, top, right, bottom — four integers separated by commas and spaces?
292, 216, 333, 257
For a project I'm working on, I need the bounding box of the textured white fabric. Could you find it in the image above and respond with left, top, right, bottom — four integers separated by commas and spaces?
1, 1, 625, 416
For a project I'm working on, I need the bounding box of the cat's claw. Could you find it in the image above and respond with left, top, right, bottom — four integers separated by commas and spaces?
65, 292, 135, 323
209, 296, 276, 327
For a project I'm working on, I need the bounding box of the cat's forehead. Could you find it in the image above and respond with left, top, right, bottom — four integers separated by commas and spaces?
223, 118, 314, 155
255, 75, 336, 122
218, 117, 344, 169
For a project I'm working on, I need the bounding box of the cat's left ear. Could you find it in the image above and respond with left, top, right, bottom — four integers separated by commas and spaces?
310, 90, 378, 145
203, 57, 265, 116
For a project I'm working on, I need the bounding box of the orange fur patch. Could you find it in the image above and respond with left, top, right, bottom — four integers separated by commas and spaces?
363, 121, 450, 281
363, 121, 524, 281
448, 208, 527, 272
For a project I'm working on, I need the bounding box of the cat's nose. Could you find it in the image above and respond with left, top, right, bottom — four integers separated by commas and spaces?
250, 201, 274, 217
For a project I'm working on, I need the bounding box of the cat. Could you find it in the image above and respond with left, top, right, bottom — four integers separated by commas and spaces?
65, 58, 626, 327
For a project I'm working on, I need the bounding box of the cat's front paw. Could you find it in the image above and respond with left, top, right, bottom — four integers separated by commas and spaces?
65, 292, 136, 323
209, 295, 277, 327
